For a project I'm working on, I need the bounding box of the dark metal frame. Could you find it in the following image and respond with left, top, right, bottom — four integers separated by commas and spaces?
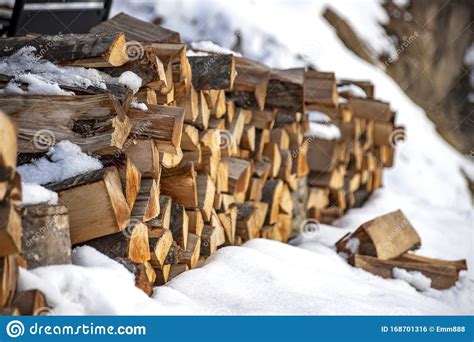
1, 0, 112, 36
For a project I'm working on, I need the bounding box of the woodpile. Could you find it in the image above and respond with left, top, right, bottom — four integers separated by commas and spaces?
336, 210, 467, 290
0, 12, 425, 309
305, 72, 402, 224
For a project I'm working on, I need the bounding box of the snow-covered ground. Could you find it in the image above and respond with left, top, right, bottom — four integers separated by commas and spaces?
17, 0, 473, 315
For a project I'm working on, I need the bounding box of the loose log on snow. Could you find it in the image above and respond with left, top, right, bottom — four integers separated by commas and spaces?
188, 54, 235, 90
0, 32, 128, 67
1, 94, 131, 153
21, 204, 71, 269
350, 254, 464, 290
47, 167, 130, 244
336, 210, 421, 260
91, 12, 181, 44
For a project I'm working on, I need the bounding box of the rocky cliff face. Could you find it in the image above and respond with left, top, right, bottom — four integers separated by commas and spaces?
325, 0, 473, 154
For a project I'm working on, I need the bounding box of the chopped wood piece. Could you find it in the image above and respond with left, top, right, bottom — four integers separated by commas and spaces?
348, 98, 394, 122
168, 264, 188, 281
114, 257, 153, 296
161, 162, 198, 207
0, 32, 128, 67
149, 228, 173, 268
304, 71, 338, 108
265, 68, 304, 113
154, 264, 171, 286
90, 12, 181, 43
233, 57, 270, 110
261, 179, 283, 224
165, 241, 184, 265
47, 167, 130, 244
236, 201, 268, 240
148, 196, 172, 230
181, 233, 201, 269
2, 94, 131, 153
224, 157, 252, 195
128, 105, 184, 155
12, 289, 48, 316
21, 204, 71, 269
187, 210, 204, 236
170, 204, 189, 250
196, 174, 216, 221
87, 221, 150, 263
188, 54, 235, 90
0, 255, 18, 307
131, 178, 160, 222
99, 154, 142, 209
350, 254, 462, 290
336, 210, 421, 260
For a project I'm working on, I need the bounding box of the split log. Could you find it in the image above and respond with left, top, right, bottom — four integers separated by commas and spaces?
261, 179, 283, 224
21, 204, 71, 269
304, 71, 338, 108
0, 32, 128, 67
169, 204, 189, 250
149, 228, 173, 268
122, 140, 160, 178
161, 162, 198, 207
188, 54, 235, 90
47, 167, 130, 244
131, 178, 160, 222
99, 154, 142, 209
181, 233, 201, 269
114, 257, 153, 296
225, 157, 252, 195
12, 289, 48, 316
148, 196, 172, 230
350, 254, 462, 290
336, 210, 421, 260
1, 94, 131, 153
0, 255, 18, 307
236, 201, 268, 240
348, 98, 394, 122
91, 12, 181, 44
233, 57, 270, 110
265, 68, 304, 113
196, 174, 216, 221
86, 221, 150, 263
128, 105, 184, 155
0, 173, 21, 256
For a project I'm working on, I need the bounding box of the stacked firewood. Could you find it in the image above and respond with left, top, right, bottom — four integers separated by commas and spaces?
304, 72, 402, 224
0, 12, 400, 302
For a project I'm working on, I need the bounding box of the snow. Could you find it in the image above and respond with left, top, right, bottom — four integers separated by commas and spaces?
17, 141, 102, 185
130, 97, 148, 111
308, 111, 331, 123
21, 183, 58, 206
190, 41, 242, 56
392, 268, 432, 292
0, 47, 108, 95
307, 122, 341, 140
14, 0, 473, 316
337, 84, 367, 98
114, 71, 142, 94
345, 238, 360, 254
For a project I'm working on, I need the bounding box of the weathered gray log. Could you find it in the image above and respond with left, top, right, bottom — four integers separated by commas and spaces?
188, 54, 235, 90
21, 204, 71, 269
90, 12, 181, 43
0, 94, 131, 153
0, 32, 128, 67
